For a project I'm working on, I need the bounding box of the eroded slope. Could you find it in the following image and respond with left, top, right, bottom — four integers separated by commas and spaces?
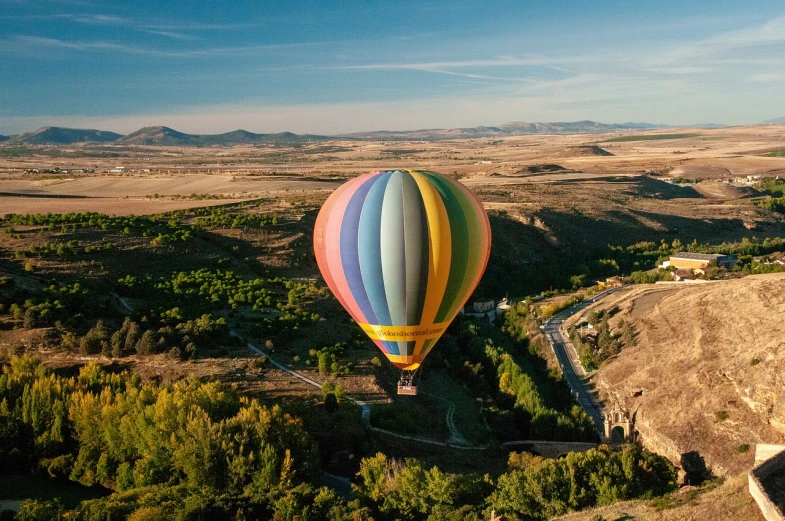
596, 274, 785, 476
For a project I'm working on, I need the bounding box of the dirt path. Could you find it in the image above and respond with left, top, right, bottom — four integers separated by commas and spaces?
230, 330, 480, 446
419, 391, 470, 446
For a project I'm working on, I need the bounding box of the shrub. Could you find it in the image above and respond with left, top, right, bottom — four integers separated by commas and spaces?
318, 352, 330, 375
251, 355, 268, 369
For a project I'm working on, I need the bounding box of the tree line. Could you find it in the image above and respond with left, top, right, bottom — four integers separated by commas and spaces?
437, 312, 598, 443
1, 355, 676, 521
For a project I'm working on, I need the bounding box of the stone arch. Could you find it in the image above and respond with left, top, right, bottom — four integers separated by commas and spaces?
611, 425, 627, 444
603, 407, 633, 443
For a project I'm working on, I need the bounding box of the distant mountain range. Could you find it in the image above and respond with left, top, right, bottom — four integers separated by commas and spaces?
9, 126, 122, 144
338, 120, 665, 140
116, 126, 332, 146
0, 118, 779, 146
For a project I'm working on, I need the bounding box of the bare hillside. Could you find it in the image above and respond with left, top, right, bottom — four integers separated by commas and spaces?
556, 472, 764, 521
594, 274, 785, 477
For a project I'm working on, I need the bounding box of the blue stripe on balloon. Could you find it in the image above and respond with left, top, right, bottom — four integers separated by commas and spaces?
358, 172, 395, 337
340, 172, 381, 326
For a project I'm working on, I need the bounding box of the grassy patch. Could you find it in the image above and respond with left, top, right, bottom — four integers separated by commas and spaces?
419, 370, 490, 445
763, 149, 785, 157
602, 133, 699, 142
649, 477, 724, 511
370, 392, 450, 440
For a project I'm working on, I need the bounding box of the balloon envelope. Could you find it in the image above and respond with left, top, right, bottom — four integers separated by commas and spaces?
314, 170, 491, 370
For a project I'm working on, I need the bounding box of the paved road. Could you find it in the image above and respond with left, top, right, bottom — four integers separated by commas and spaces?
542, 287, 624, 433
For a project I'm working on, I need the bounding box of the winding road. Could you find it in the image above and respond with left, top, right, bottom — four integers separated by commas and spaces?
541, 287, 623, 432
233, 283, 622, 451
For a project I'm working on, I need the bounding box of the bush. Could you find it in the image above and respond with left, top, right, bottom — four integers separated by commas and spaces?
128, 506, 167, 521
15, 499, 64, 521
714, 410, 729, 422
251, 355, 268, 369
318, 352, 330, 375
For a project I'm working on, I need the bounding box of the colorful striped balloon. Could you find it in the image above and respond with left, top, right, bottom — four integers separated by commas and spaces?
314, 169, 491, 371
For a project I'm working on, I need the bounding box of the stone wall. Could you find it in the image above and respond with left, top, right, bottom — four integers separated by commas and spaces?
749, 444, 785, 521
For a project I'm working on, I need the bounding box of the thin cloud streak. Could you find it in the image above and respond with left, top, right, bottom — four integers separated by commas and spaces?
2, 4, 784, 133
0, 34, 334, 58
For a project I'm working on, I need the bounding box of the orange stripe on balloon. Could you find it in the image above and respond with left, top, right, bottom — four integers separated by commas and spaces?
314, 181, 351, 313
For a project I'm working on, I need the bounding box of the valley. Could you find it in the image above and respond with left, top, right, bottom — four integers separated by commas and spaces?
1, 124, 785, 520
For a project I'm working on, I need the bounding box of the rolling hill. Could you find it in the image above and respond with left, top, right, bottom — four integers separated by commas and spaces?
10, 126, 123, 144
115, 126, 331, 146
1, 119, 738, 146
339, 120, 663, 140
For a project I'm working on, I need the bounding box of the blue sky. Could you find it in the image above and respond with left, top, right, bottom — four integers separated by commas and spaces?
1, 0, 785, 135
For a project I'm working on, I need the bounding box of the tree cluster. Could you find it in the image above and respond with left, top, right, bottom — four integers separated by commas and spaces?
0, 355, 678, 521
443, 317, 597, 442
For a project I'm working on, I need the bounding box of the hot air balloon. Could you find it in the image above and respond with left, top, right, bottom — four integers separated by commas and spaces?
313, 169, 491, 395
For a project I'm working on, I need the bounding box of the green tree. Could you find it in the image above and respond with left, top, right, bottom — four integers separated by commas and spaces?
135, 330, 156, 354
124, 321, 140, 352
15, 499, 64, 521
80, 320, 110, 355
111, 330, 124, 358
318, 352, 330, 376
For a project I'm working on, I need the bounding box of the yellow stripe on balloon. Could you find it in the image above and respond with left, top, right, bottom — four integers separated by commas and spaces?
358, 321, 451, 342
408, 170, 452, 335
385, 352, 424, 370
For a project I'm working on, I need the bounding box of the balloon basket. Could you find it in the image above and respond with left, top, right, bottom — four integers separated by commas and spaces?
397, 375, 418, 395
397, 383, 418, 396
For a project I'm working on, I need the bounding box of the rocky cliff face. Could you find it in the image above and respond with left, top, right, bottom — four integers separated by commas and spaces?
594, 274, 785, 477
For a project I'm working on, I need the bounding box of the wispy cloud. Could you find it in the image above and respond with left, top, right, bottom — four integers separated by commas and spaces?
143, 21, 265, 31
0, 33, 339, 59
2, 5, 784, 133
47, 0, 104, 7
0, 12, 211, 40
139, 29, 199, 41
339, 57, 573, 70
2, 35, 195, 57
